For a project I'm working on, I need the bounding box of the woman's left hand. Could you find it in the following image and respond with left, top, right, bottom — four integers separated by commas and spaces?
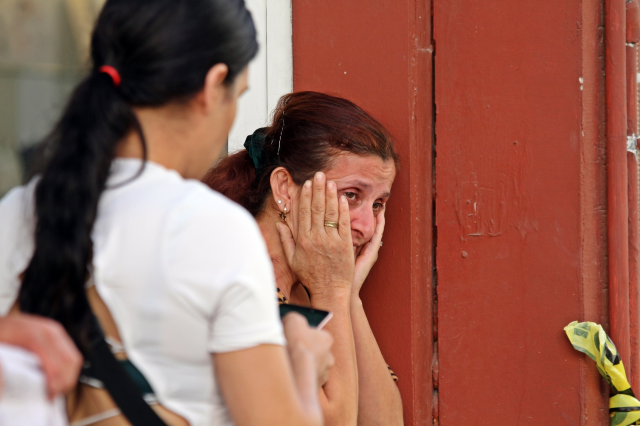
276, 172, 355, 298
353, 208, 385, 296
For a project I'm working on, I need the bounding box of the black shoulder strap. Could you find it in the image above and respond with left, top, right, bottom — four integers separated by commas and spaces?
83, 319, 167, 426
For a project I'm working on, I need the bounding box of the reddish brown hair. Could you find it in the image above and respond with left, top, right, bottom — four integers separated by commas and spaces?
202, 91, 398, 217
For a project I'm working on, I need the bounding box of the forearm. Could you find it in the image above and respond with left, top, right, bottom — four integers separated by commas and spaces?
288, 346, 325, 425
215, 347, 323, 426
310, 289, 359, 426
350, 297, 403, 426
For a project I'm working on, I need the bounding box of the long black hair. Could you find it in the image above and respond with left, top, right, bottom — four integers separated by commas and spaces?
18, 0, 258, 354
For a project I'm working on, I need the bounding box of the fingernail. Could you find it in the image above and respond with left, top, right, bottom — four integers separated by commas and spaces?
304, 180, 311, 188
328, 181, 335, 190
315, 172, 324, 181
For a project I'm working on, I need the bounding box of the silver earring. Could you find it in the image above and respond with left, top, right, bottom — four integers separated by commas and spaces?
284, 206, 287, 212
278, 199, 282, 204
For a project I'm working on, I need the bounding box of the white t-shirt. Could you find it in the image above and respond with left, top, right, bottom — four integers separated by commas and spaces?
0, 344, 68, 426
0, 159, 285, 426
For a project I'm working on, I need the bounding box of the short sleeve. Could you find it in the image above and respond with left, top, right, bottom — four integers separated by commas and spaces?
207, 260, 286, 352
163, 186, 285, 354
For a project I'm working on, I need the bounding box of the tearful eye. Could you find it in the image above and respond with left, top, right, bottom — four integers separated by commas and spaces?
344, 192, 357, 200
373, 202, 385, 212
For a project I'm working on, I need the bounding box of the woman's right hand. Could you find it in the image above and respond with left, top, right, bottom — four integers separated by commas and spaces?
276, 172, 355, 298
283, 312, 334, 386
0, 314, 82, 399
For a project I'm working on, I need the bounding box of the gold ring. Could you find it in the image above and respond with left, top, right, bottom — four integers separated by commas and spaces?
324, 221, 339, 228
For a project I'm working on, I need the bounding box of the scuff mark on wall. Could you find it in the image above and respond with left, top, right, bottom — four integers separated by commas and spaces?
454, 140, 538, 240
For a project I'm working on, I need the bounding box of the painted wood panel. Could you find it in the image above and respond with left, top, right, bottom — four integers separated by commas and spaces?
434, 0, 608, 424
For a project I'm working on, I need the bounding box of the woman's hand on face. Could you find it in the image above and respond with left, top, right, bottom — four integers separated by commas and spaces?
282, 312, 335, 387
353, 208, 386, 296
276, 172, 355, 297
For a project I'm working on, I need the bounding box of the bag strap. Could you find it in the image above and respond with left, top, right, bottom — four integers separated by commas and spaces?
84, 318, 167, 426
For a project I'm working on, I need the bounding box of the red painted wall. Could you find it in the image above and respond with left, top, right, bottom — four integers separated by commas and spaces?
293, 0, 611, 423
434, 0, 608, 424
293, 1, 433, 424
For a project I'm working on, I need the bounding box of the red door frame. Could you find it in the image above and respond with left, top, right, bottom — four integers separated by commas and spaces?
292, 1, 434, 424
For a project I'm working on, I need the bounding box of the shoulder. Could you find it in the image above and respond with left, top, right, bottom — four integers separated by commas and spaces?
161, 179, 271, 282
161, 180, 276, 317
167, 179, 263, 245
106, 161, 263, 247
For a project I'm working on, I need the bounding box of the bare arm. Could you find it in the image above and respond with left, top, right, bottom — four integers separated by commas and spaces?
350, 297, 403, 425
312, 290, 359, 426
351, 209, 403, 425
215, 313, 333, 426
215, 346, 322, 426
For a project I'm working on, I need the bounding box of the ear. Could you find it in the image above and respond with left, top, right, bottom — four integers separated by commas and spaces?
270, 167, 296, 213
198, 63, 229, 114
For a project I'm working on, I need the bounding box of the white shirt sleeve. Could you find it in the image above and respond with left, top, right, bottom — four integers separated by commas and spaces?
0, 184, 35, 316
163, 187, 285, 354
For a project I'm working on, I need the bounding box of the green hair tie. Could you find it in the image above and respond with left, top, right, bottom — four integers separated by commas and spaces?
244, 128, 268, 175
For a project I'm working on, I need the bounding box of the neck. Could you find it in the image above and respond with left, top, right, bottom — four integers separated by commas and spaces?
116, 105, 205, 179
257, 207, 299, 297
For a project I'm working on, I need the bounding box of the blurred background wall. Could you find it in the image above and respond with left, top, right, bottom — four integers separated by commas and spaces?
0, 0, 107, 196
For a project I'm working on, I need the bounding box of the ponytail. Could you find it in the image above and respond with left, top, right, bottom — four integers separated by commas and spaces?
202, 150, 268, 216
19, 72, 138, 352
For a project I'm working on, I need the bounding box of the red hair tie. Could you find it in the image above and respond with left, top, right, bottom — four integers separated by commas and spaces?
99, 65, 121, 87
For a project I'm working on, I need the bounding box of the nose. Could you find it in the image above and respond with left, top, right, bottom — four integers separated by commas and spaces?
350, 205, 376, 244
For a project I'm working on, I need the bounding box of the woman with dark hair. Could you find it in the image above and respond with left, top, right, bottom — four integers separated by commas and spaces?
203, 91, 404, 425
0, 1, 335, 426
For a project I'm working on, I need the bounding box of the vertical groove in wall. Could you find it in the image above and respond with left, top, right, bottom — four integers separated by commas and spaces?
581, 0, 610, 423
430, 0, 439, 423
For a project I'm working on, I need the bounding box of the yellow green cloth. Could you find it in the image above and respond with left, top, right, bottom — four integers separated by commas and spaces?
565, 321, 640, 426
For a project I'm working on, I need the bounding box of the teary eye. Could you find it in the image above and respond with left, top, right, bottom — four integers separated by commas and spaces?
344, 192, 357, 200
